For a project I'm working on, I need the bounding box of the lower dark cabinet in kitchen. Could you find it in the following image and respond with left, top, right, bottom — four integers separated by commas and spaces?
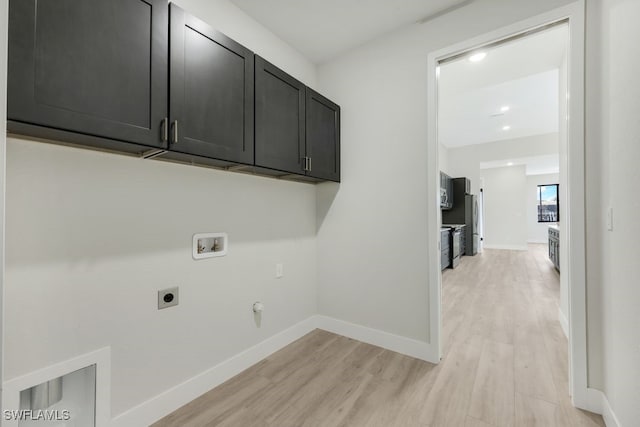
441, 229, 451, 270
168, 4, 254, 165
8, 0, 168, 152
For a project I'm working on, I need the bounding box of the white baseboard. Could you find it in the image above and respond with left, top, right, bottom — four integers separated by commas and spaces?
482, 243, 529, 251
314, 315, 439, 364
558, 306, 569, 339
111, 317, 317, 427
528, 239, 548, 244
584, 388, 621, 427
110, 315, 438, 426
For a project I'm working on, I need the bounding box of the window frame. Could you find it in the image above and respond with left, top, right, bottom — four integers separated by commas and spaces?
537, 183, 560, 223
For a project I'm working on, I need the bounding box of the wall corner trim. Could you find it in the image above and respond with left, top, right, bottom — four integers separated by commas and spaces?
583, 388, 621, 427
111, 315, 438, 426
314, 315, 438, 363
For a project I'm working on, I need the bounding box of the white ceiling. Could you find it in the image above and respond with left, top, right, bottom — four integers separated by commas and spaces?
229, 0, 471, 63
481, 154, 560, 176
438, 24, 568, 148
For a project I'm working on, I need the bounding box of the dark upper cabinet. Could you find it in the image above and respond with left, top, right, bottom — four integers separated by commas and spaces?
254, 55, 305, 174
255, 55, 341, 182
169, 4, 254, 164
7, 1, 340, 182
306, 88, 340, 182
8, 0, 168, 150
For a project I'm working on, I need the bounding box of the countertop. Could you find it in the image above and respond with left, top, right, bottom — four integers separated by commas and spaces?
548, 224, 560, 231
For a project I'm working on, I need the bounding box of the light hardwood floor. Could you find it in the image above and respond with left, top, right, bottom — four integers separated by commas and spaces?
153, 245, 604, 427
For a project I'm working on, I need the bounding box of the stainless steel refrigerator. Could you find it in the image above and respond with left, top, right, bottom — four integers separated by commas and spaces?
442, 178, 478, 255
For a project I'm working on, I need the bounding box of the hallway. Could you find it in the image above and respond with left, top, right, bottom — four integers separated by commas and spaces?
437, 244, 603, 426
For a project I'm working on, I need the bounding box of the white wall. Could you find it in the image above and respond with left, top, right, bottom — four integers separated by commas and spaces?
316, 0, 575, 344
526, 173, 559, 243
447, 133, 558, 195
4, 0, 318, 418
438, 144, 450, 174
480, 166, 528, 250
586, 0, 640, 425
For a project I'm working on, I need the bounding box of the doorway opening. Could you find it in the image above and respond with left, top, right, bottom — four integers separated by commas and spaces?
427, 1, 591, 413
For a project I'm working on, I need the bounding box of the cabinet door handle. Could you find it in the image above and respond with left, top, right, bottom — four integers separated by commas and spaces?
302, 156, 308, 171
308, 157, 311, 172
172, 120, 179, 144
161, 117, 168, 143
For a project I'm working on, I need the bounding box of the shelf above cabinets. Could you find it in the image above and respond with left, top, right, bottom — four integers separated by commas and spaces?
7, 0, 340, 183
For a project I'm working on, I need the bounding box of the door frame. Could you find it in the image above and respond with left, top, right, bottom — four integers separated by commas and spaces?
426, 0, 592, 410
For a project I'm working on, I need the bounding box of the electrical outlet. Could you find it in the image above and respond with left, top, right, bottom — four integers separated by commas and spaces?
276, 263, 284, 279
158, 287, 179, 309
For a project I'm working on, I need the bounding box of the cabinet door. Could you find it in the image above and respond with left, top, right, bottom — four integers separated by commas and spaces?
254, 56, 305, 174
8, 0, 168, 149
170, 4, 254, 164
306, 88, 341, 182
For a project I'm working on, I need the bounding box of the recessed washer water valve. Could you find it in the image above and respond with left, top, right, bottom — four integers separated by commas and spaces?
252, 302, 264, 313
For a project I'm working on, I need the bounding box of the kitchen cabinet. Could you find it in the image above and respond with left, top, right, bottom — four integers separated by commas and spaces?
548, 226, 560, 271
8, 0, 168, 153
255, 56, 305, 175
305, 88, 340, 182
7, 0, 340, 183
440, 172, 453, 210
167, 4, 254, 165
441, 229, 451, 270
255, 56, 340, 182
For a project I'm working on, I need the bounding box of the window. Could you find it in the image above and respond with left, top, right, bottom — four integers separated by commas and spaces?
537, 184, 559, 222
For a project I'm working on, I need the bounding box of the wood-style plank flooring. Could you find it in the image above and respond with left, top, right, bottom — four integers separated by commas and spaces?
153, 244, 604, 427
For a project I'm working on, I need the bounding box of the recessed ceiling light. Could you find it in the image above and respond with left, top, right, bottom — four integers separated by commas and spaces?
501, 105, 510, 112
469, 52, 487, 63
502, 125, 511, 131
507, 162, 514, 166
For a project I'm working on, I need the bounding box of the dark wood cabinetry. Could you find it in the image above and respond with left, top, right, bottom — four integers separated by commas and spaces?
441, 229, 450, 270
168, 4, 254, 165
7, 0, 340, 183
305, 88, 340, 182
255, 57, 340, 182
548, 227, 560, 271
8, 0, 168, 153
255, 56, 305, 175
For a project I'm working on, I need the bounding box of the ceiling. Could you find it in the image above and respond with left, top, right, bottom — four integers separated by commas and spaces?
229, 0, 471, 63
481, 154, 560, 176
438, 24, 568, 148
